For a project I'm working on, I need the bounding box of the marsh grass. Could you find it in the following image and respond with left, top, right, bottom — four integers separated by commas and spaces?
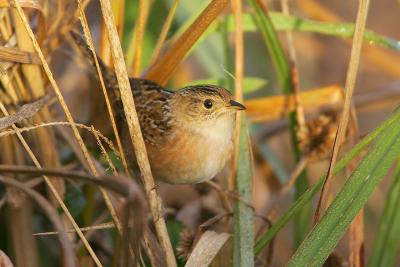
0, 1, 400, 266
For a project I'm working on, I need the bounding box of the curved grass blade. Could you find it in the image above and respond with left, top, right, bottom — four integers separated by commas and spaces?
287, 108, 400, 266
254, 107, 400, 255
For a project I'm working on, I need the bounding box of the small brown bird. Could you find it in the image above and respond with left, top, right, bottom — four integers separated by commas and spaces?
71, 32, 246, 184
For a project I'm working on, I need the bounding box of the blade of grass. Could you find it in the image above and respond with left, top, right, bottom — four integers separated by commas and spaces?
224, 12, 400, 51
231, 0, 254, 265
368, 163, 400, 267
233, 116, 255, 267
287, 108, 400, 267
248, 0, 311, 248
219, 15, 234, 90
224, 12, 400, 50
254, 107, 400, 255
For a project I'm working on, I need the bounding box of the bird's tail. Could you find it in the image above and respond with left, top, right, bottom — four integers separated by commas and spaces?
69, 31, 119, 95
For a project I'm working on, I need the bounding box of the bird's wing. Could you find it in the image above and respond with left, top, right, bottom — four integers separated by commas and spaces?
122, 78, 173, 145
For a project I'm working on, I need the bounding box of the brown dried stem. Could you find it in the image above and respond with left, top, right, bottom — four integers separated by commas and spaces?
0, 165, 147, 266
96, 0, 176, 266
0, 176, 76, 267
0, 101, 102, 266
0, 46, 40, 64
145, 0, 229, 86
76, 0, 129, 173
151, 0, 180, 63
11, 1, 125, 264
314, 0, 370, 222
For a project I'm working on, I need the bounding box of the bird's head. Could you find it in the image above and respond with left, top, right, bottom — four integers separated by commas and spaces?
169, 85, 245, 134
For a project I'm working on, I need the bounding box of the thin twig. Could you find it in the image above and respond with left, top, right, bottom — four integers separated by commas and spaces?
0, 122, 118, 159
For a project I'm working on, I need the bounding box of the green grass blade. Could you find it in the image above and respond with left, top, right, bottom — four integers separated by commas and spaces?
269, 13, 400, 51
233, 115, 255, 267
248, 0, 311, 248
228, 12, 400, 51
254, 107, 400, 255
186, 13, 400, 57
287, 110, 400, 267
247, 2, 290, 92
368, 163, 400, 267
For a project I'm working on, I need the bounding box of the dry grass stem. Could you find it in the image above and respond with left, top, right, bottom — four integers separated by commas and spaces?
128, 0, 150, 75
0, 94, 51, 129
0, 121, 118, 154
145, 0, 229, 86
279, 0, 307, 143
76, 0, 129, 173
151, 0, 180, 63
96, 0, 176, 266
0, 164, 147, 266
229, 0, 244, 191
0, 176, 76, 267
0, 101, 102, 266
245, 85, 343, 123
34, 221, 117, 236
0, 46, 40, 64
315, 0, 371, 222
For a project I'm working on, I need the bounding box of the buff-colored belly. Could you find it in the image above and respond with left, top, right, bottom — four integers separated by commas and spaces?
147, 132, 233, 184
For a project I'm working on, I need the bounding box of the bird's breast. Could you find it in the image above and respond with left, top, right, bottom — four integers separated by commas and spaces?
147, 117, 235, 184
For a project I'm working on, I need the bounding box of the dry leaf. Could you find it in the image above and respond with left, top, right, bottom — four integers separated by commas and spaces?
184, 231, 230, 267
0, 94, 52, 130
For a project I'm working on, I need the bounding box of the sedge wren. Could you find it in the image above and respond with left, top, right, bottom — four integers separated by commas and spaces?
72, 32, 246, 184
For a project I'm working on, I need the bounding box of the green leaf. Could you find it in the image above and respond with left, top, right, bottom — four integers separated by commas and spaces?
248, 0, 311, 249
233, 114, 254, 267
186, 77, 268, 94
288, 109, 400, 267
225, 12, 400, 51
368, 163, 400, 267
254, 107, 400, 255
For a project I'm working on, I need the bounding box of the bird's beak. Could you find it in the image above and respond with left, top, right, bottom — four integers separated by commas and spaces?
228, 100, 246, 110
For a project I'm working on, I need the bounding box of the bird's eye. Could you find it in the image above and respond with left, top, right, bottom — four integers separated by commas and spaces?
203, 99, 213, 109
